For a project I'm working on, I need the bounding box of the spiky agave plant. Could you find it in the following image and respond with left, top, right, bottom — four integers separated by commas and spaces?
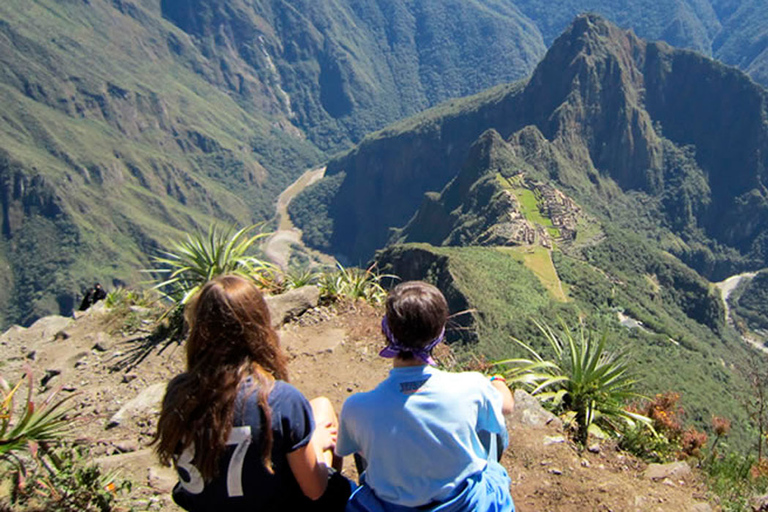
318, 263, 395, 305
149, 223, 279, 306
0, 369, 74, 477
284, 267, 318, 290
495, 321, 651, 445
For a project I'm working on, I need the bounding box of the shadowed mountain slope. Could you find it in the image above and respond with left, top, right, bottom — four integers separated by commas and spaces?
296, 15, 768, 279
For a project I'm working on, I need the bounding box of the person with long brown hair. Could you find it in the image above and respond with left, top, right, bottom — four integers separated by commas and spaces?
155, 275, 351, 511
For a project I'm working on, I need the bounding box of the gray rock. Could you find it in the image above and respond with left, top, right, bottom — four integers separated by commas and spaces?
107, 382, 167, 429
510, 389, 563, 429
0, 325, 27, 345
28, 316, 74, 341
265, 286, 321, 327
643, 461, 692, 482
691, 503, 713, 512
68, 351, 90, 367
543, 435, 566, 446
114, 440, 139, 453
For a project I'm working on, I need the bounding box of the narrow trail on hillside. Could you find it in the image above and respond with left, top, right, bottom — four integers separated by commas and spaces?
264, 166, 335, 270
714, 271, 767, 355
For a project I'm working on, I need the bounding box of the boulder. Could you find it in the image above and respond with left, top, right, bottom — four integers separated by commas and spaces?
510, 389, 563, 429
643, 461, 692, 482
107, 382, 167, 429
0, 325, 27, 345
265, 286, 320, 327
2, 316, 73, 344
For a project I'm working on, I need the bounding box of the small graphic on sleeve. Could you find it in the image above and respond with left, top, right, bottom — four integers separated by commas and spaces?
399, 378, 429, 395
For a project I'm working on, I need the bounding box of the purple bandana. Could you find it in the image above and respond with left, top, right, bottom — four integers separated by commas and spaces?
379, 316, 445, 365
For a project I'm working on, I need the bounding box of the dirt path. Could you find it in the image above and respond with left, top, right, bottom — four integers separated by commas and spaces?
264, 166, 335, 270
714, 271, 758, 320
714, 271, 768, 355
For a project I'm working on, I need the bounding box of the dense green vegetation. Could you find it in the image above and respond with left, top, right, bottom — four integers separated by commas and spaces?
731, 271, 768, 332
376, 239, 754, 451
301, 15, 768, 280
287, 172, 346, 251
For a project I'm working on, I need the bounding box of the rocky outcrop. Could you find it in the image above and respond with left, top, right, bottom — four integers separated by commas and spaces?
265, 286, 321, 327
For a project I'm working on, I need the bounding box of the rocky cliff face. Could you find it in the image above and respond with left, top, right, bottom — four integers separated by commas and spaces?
305, 15, 768, 278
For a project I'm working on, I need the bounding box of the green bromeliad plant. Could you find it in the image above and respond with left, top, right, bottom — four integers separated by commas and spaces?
0, 370, 73, 473
149, 223, 279, 306
317, 263, 395, 305
1, 370, 128, 511
495, 321, 652, 445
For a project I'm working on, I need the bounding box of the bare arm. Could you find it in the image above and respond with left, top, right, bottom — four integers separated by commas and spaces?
491, 378, 515, 416
286, 396, 340, 501
286, 439, 329, 500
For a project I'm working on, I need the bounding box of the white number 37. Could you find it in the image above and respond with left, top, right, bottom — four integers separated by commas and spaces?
176, 426, 253, 497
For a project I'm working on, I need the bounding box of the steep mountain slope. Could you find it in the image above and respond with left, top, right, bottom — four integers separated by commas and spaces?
0, 0, 329, 326
158, 0, 546, 150
512, 0, 768, 88
297, 14, 768, 278
3, 0, 766, 327
289, 14, 768, 448
0, 0, 548, 326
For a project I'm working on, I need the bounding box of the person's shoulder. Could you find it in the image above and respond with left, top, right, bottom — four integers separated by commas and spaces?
341, 387, 380, 413
271, 380, 308, 402
433, 368, 487, 384
433, 369, 490, 392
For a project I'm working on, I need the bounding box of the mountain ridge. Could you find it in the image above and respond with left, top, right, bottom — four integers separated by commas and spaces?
298, 14, 768, 279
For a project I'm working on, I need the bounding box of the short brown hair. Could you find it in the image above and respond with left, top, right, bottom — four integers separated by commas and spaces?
385, 281, 448, 353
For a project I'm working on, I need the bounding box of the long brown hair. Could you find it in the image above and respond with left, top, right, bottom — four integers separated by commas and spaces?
154, 275, 289, 480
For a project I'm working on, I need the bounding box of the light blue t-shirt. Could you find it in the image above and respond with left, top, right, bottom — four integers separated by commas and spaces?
336, 366, 507, 507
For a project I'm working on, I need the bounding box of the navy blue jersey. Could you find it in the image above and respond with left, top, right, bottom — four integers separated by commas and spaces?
172, 380, 317, 511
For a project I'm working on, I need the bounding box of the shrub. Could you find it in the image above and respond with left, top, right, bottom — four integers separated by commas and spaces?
6, 443, 130, 512
0, 370, 73, 473
496, 321, 651, 445
317, 264, 394, 305
0, 370, 127, 511
149, 223, 278, 306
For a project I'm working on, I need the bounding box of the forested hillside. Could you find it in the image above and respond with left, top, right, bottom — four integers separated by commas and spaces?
1, 0, 766, 327
0, 0, 546, 326
297, 15, 768, 278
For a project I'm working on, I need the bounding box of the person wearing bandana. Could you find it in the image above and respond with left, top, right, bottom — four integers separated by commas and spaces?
336, 281, 516, 512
